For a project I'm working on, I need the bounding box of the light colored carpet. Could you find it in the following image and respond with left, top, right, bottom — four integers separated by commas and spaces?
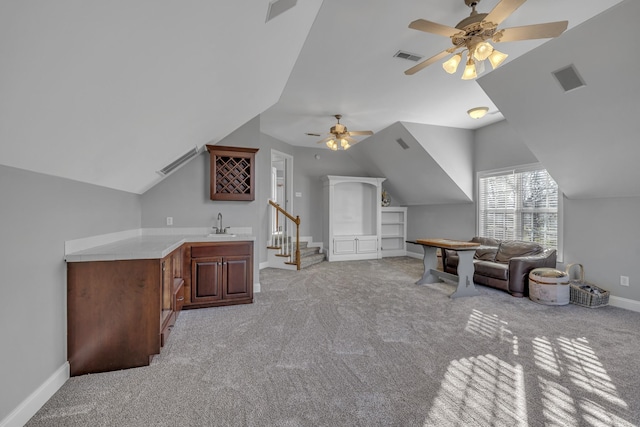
27, 257, 640, 426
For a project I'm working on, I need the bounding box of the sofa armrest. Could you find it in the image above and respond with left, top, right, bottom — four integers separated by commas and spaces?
507, 249, 557, 296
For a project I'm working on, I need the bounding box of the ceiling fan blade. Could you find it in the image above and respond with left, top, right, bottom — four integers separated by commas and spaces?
409, 19, 461, 37
305, 132, 321, 137
348, 130, 373, 136
404, 50, 451, 75
495, 21, 568, 42
316, 136, 331, 144
484, 0, 526, 26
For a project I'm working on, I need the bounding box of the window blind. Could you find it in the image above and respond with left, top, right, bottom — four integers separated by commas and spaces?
478, 166, 560, 251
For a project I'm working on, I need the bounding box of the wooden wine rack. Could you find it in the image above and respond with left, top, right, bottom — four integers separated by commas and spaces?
206, 145, 259, 201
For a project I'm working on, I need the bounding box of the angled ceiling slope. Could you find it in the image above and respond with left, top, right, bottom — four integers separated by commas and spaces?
478, 0, 639, 199
0, 0, 323, 194
348, 121, 474, 206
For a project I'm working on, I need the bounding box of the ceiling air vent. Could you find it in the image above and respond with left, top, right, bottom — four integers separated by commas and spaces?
552, 64, 586, 93
396, 138, 410, 150
157, 146, 200, 176
266, 0, 297, 22
394, 50, 423, 62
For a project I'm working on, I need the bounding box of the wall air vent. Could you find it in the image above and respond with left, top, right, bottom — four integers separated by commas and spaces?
394, 51, 423, 62
396, 138, 410, 150
552, 64, 586, 93
266, 0, 297, 22
157, 146, 200, 176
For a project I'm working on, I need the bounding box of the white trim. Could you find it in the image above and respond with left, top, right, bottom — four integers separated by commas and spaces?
406, 251, 423, 259
254, 281, 261, 293
0, 362, 69, 427
609, 295, 640, 313
259, 261, 270, 269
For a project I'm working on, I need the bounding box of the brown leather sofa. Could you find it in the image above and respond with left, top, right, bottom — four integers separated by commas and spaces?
441, 237, 557, 297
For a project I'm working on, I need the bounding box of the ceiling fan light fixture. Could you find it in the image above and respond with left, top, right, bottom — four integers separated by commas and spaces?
467, 106, 489, 119
488, 49, 508, 69
461, 56, 477, 80
442, 53, 463, 74
473, 42, 494, 61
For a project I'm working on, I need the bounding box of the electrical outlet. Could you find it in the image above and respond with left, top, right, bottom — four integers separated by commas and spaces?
166, 216, 173, 226
620, 275, 629, 287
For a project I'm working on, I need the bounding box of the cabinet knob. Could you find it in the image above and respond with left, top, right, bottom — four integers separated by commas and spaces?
176, 297, 184, 301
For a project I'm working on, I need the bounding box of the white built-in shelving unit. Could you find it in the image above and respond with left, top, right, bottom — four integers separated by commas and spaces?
322, 175, 386, 262
381, 206, 407, 257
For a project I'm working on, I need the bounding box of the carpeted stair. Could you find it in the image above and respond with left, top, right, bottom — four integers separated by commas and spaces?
296, 241, 325, 269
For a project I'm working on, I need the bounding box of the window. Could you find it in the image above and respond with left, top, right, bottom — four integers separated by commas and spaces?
477, 164, 562, 256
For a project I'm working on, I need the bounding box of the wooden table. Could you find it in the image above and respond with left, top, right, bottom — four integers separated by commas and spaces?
410, 238, 481, 298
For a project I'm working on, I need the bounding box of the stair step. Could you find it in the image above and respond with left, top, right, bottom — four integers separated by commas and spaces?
300, 253, 325, 269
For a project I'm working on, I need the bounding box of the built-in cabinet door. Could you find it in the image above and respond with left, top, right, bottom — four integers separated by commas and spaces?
223, 255, 252, 299
356, 236, 378, 253
334, 237, 357, 255
191, 256, 223, 304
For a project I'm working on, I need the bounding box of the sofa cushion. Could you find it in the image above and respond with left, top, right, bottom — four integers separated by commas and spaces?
474, 245, 498, 261
474, 261, 509, 281
495, 240, 543, 264
471, 236, 500, 246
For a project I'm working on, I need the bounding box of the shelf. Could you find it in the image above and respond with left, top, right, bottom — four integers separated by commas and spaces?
380, 207, 407, 257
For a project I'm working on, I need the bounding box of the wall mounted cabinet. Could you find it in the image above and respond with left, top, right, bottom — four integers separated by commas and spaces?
206, 145, 259, 201
322, 175, 386, 262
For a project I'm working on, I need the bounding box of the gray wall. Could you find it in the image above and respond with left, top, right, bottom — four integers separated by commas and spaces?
0, 164, 141, 422
141, 116, 370, 267
291, 146, 369, 241
407, 119, 640, 302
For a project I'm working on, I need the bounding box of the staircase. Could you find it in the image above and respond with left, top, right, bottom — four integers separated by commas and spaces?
267, 238, 325, 270
268, 200, 325, 270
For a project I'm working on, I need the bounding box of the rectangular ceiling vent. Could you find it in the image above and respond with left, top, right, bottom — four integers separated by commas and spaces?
394, 50, 423, 62
396, 138, 410, 150
552, 64, 586, 93
266, 0, 297, 22
157, 146, 200, 176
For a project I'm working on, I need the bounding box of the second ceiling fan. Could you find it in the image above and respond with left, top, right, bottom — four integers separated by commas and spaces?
309, 115, 373, 151
405, 0, 568, 79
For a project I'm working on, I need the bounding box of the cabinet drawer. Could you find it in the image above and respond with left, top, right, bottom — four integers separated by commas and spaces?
191, 241, 252, 258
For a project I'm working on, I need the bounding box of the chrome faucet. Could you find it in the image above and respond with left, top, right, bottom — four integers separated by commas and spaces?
215, 212, 223, 234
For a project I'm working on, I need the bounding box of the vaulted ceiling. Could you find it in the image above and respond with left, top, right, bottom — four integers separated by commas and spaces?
1, 0, 633, 199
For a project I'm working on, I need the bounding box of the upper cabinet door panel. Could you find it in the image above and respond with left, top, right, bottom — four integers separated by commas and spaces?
206, 145, 259, 201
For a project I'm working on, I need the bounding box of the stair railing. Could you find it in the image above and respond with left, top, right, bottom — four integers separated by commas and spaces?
268, 200, 301, 270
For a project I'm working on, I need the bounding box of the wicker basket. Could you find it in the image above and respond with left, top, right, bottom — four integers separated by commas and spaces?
566, 263, 609, 308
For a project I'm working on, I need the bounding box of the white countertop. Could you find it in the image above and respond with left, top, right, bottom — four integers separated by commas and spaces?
65, 228, 255, 262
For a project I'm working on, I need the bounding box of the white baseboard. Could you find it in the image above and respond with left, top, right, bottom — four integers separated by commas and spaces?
259, 261, 269, 270
609, 295, 640, 312
406, 251, 423, 259
0, 362, 69, 427
254, 281, 261, 293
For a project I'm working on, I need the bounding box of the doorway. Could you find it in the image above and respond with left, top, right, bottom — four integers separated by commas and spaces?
270, 150, 294, 238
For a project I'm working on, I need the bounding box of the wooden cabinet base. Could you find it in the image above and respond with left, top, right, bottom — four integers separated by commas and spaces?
183, 241, 254, 309
67, 259, 162, 377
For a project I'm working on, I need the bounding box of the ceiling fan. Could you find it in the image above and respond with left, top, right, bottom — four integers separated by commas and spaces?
308, 115, 373, 151
405, 0, 568, 79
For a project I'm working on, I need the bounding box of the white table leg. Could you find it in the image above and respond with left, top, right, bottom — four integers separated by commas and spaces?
449, 250, 481, 298
416, 245, 439, 285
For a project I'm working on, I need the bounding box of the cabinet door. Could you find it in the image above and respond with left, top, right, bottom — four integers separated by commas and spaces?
223, 255, 252, 300
356, 236, 378, 253
191, 256, 223, 303
334, 237, 356, 254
